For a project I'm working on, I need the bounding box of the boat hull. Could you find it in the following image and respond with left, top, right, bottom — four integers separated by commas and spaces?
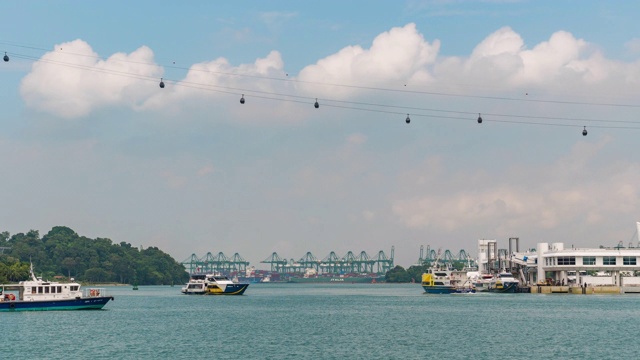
488, 282, 518, 293
0, 296, 114, 312
205, 283, 249, 295
181, 289, 206, 295
422, 285, 456, 294
422, 285, 476, 294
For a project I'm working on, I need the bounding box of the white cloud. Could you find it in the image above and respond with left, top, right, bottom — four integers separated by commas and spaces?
19, 25, 640, 123
296, 23, 439, 97
20, 40, 161, 118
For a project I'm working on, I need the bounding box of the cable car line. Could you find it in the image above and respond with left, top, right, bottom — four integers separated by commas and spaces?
4, 47, 640, 132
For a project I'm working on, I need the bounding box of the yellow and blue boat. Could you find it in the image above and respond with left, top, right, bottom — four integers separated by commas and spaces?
421, 267, 475, 294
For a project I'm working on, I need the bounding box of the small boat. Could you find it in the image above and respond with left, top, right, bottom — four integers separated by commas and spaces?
181, 274, 208, 295
181, 274, 249, 295
421, 267, 476, 294
0, 263, 114, 312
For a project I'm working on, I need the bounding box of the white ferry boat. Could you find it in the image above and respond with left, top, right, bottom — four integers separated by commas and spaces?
0, 263, 114, 312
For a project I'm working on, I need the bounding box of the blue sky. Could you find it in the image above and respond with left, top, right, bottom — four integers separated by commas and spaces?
2, 1, 640, 269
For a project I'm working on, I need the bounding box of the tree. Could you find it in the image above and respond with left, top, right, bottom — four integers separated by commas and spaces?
85, 268, 111, 283
385, 265, 412, 283
407, 265, 429, 283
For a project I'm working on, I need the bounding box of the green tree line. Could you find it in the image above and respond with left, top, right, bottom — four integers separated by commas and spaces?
385, 265, 428, 283
386, 260, 474, 283
0, 226, 189, 285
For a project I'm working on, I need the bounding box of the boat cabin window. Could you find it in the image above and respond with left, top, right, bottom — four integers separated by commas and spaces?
32, 287, 36, 293
45, 287, 50, 293
70, 286, 79, 291
434, 282, 445, 285
57, 286, 62, 293
38, 286, 43, 294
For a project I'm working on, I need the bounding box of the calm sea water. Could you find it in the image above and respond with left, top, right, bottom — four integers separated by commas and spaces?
3, 283, 638, 359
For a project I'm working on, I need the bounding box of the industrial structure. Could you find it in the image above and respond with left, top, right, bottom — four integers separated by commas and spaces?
180, 248, 394, 275
260, 247, 395, 275
416, 245, 476, 269
181, 252, 250, 274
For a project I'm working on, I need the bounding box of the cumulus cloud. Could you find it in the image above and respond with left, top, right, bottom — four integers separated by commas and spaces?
20, 40, 161, 118
20, 42, 287, 120
296, 23, 439, 97
19, 25, 640, 121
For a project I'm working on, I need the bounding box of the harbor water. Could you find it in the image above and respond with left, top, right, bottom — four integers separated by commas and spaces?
3, 283, 638, 359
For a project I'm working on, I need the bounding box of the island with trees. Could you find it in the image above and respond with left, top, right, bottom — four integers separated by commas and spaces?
0, 226, 189, 285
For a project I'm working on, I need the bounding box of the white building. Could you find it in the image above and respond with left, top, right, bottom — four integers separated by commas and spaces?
513, 222, 640, 287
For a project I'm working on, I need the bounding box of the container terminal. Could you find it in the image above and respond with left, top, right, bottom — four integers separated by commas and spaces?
180, 222, 640, 293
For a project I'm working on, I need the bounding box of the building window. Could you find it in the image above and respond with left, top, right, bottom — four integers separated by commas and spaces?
623, 256, 637, 266
583, 257, 596, 265
603, 256, 616, 266
558, 257, 576, 265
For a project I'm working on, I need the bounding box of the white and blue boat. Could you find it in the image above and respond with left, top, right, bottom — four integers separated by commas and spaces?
489, 272, 519, 293
0, 264, 114, 312
181, 274, 249, 295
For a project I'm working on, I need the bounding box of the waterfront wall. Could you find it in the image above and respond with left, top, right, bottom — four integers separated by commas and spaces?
531, 285, 640, 294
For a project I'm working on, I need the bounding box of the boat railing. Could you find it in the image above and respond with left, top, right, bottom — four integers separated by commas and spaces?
83, 288, 108, 298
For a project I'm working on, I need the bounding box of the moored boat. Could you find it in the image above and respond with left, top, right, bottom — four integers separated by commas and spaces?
489, 272, 519, 293
472, 272, 519, 293
0, 263, 114, 312
421, 267, 476, 294
473, 273, 496, 292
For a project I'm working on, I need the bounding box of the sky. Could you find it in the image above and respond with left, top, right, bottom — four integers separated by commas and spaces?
1, 1, 640, 269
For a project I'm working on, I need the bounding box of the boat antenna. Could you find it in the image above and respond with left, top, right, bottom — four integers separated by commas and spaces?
29, 259, 38, 281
